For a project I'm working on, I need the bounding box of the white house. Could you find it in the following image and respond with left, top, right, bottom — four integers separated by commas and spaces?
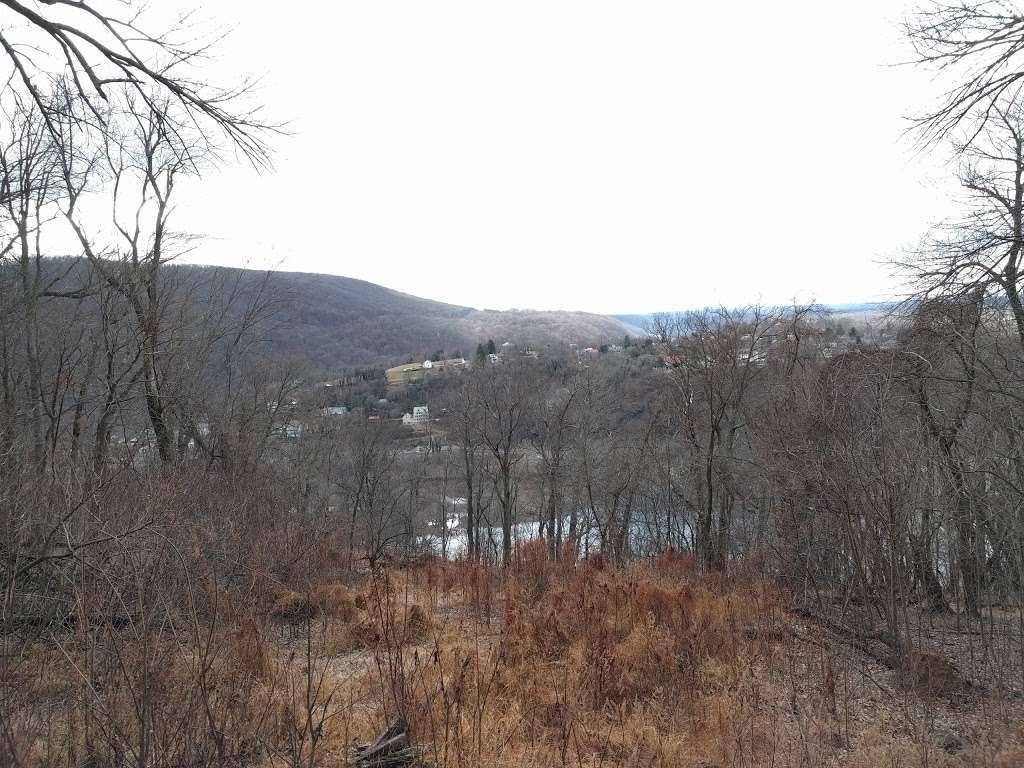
402, 405, 430, 426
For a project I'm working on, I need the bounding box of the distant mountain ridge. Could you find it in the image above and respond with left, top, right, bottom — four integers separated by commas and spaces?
612, 302, 898, 330
200, 267, 632, 371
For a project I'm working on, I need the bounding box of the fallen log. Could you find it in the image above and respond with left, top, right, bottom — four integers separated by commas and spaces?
788, 605, 898, 667
788, 605, 978, 697
353, 715, 422, 767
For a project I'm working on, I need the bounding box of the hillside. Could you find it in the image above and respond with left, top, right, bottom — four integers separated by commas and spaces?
206, 267, 633, 370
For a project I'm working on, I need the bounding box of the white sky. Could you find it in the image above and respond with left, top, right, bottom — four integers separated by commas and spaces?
171, 0, 959, 314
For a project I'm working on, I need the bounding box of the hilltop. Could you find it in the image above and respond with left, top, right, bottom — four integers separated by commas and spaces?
208, 267, 633, 370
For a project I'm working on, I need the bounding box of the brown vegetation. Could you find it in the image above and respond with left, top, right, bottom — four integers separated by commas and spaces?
2, 455, 1022, 768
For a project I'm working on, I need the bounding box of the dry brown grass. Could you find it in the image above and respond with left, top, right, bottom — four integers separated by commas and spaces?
269, 582, 358, 624
374, 554, 1023, 768
385, 555, 787, 767
6, 550, 1024, 768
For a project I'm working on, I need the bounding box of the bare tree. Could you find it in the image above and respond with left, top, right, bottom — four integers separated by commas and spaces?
0, 96, 62, 469
58, 95, 205, 463
90, 278, 141, 474
333, 416, 407, 568
0, 0, 273, 165
906, 1, 1024, 148
448, 373, 485, 560
902, 295, 988, 615
531, 361, 579, 557
469, 360, 536, 567
655, 306, 781, 571
901, 94, 1024, 349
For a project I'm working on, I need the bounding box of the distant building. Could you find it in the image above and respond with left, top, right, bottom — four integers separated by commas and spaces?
322, 406, 348, 416
273, 422, 303, 440
403, 405, 430, 427
737, 347, 767, 367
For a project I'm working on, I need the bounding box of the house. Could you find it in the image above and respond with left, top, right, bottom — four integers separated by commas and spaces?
272, 422, 303, 440
403, 405, 430, 427
322, 406, 348, 416
737, 347, 768, 367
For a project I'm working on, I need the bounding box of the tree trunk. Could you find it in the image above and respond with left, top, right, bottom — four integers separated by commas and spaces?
500, 465, 513, 567
546, 463, 559, 558
949, 464, 981, 617
463, 447, 475, 561
711, 488, 734, 573
140, 332, 174, 464
912, 536, 948, 613
19, 235, 44, 471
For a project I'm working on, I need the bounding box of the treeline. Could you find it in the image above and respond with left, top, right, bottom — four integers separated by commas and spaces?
8, 271, 1024, 696
383, 302, 1023, 635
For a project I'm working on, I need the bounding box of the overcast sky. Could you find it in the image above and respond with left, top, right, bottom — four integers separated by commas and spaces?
172, 1, 959, 314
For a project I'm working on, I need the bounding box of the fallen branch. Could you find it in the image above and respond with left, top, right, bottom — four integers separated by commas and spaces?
353, 716, 422, 768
